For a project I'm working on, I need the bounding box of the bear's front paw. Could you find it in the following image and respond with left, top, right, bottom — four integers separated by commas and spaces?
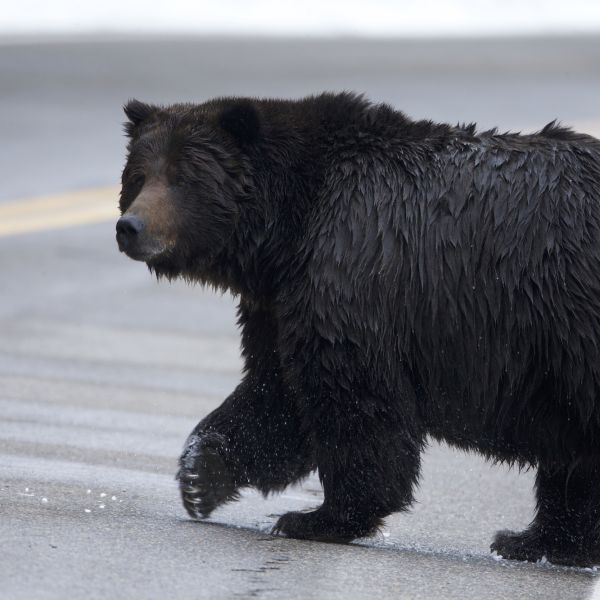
491, 529, 546, 563
177, 432, 239, 519
272, 508, 380, 543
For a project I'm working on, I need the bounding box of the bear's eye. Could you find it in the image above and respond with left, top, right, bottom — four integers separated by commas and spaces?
129, 174, 146, 191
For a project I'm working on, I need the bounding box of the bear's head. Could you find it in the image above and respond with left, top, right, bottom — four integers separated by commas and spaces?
117, 98, 259, 281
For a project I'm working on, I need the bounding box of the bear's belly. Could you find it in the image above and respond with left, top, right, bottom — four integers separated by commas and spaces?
420, 381, 598, 466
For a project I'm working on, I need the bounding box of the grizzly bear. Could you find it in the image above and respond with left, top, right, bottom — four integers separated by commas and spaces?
117, 93, 600, 567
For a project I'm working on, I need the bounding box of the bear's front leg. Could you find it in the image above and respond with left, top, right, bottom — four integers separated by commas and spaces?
177, 304, 314, 519
272, 353, 424, 542
177, 378, 314, 519
272, 414, 423, 542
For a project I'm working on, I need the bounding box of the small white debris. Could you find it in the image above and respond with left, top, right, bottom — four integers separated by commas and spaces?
86, 489, 91, 494
491, 551, 503, 561
41, 497, 48, 504
84, 509, 91, 513
111, 496, 117, 501
99, 504, 105, 509
25, 487, 29, 492
382, 532, 390, 538
99, 493, 107, 498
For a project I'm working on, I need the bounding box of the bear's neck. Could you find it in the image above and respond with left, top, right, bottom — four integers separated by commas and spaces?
193, 93, 415, 301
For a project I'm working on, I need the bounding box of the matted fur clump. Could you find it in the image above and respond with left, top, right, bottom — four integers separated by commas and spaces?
117, 92, 600, 567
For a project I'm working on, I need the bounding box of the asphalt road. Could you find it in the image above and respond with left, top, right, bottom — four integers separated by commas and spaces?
1, 35, 600, 599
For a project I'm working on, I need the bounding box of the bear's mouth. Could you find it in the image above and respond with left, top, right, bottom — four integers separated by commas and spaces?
116, 231, 171, 262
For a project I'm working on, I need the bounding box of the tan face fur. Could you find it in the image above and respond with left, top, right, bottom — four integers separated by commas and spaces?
117, 176, 179, 261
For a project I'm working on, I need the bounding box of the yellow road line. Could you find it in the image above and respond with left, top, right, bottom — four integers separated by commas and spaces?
0, 186, 120, 237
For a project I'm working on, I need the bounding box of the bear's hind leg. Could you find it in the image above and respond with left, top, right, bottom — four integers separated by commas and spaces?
491, 460, 600, 567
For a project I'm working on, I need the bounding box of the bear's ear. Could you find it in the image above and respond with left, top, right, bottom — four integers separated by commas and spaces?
218, 101, 261, 144
123, 99, 158, 135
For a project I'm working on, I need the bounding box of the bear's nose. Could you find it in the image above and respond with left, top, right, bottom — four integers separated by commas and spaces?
117, 214, 144, 236
116, 214, 145, 250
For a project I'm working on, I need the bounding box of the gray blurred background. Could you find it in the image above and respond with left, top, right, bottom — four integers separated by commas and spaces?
2, 3, 600, 599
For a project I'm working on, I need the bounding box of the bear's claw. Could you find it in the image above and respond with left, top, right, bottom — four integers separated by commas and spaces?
177, 432, 239, 519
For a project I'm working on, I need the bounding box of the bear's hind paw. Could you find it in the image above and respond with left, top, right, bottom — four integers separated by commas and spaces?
491, 528, 600, 568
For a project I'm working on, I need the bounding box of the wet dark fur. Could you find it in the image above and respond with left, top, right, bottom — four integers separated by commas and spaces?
120, 92, 600, 566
